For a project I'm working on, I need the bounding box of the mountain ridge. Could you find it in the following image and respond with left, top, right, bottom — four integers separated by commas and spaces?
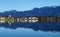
0, 6, 60, 17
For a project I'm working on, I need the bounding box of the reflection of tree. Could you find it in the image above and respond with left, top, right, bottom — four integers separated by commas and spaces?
0, 22, 60, 32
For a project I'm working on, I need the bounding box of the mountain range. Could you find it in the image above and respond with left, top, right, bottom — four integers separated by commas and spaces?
0, 6, 60, 17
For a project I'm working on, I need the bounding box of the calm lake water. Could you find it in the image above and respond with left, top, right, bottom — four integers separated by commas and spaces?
0, 22, 60, 37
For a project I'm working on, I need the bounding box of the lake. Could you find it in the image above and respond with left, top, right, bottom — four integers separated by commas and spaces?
0, 22, 60, 37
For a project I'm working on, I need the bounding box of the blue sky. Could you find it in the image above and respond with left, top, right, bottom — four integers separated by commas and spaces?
0, 0, 60, 12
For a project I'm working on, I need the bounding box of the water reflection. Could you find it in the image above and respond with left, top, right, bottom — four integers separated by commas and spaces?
0, 22, 60, 32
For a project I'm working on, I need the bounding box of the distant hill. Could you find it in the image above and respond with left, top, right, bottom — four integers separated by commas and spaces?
0, 6, 60, 17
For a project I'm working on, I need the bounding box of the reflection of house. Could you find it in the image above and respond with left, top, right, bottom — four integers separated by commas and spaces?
0, 16, 60, 24
16, 16, 60, 22
0, 16, 5, 23
16, 17, 39, 22
0, 16, 15, 23
29, 17, 39, 22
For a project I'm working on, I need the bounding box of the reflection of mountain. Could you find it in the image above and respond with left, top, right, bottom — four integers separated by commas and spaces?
0, 22, 60, 32
0, 6, 60, 17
